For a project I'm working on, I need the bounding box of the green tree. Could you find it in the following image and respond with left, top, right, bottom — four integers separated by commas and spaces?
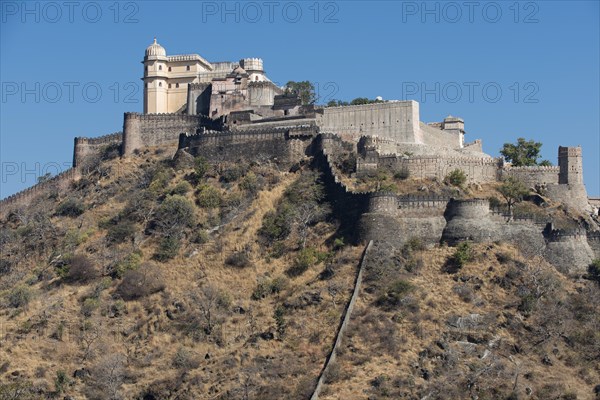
326, 99, 349, 107
500, 138, 551, 166
445, 169, 467, 187
284, 81, 316, 105
498, 177, 529, 219
154, 195, 196, 236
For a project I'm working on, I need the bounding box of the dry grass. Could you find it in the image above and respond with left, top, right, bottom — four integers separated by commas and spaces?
0, 151, 364, 399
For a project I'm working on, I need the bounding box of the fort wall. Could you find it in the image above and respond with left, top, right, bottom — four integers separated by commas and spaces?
358, 153, 501, 183
418, 121, 461, 149
0, 168, 81, 215
178, 127, 312, 167
502, 165, 559, 187
122, 113, 200, 155
587, 232, 600, 259
543, 227, 595, 274
318, 101, 420, 142
73, 132, 123, 167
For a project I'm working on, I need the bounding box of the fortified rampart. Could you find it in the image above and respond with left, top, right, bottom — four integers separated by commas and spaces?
73, 132, 123, 167
502, 165, 560, 187
0, 168, 81, 216
177, 126, 314, 167
317, 101, 420, 142
122, 113, 201, 155
358, 151, 501, 183
542, 226, 595, 274
587, 232, 600, 259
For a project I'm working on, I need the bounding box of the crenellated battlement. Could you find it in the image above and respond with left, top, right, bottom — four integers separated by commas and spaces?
545, 227, 589, 241
0, 168, 81, 215
505, 165, 560, 172
74, 132, 123, 145
124, 112, 200, 122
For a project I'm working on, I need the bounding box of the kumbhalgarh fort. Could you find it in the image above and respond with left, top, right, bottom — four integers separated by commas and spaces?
2, 38, 598, 274
2, 38, 600, 399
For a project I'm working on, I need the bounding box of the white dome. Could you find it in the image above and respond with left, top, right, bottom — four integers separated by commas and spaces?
145, 38, 166, 57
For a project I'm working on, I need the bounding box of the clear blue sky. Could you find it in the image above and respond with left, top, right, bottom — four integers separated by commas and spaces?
1, 0, 599, 197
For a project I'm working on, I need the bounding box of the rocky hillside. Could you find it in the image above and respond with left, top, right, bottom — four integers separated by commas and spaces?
0, 146, 598, 399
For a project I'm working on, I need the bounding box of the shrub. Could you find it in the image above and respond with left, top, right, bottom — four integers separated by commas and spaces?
115, 263, 165, 300
106, 220, 137, 244
259, 203, 294, 242
8, 286, 31, 308
56, 198, 85, 217
393, 168, 410, 180
403, 237, 425, 255
81, 298, 100, 317
239, 172, 259, 194
147, 165, 174, 194
194, 156, 208, 180
54, 370, 69, 394
287, 247, 319, 277
376, 279, 414, 308
171, 181, 192, 195
122, 190, 156, 223
192, 230, 209, 244
101, 143, 121, 160
154, 236, 181, 262
587, 259, 600, 284
444, 169, 467, 187
444, 241, 473, 273
220, 165, 247, 183
252, 276, 288, 300
196, 185, 222, 209
488, 196, 503, 209
66, 255, 99, 283
225, 251, 251, 268
172, 347, 200, 369
333, 237, 345, 251
274, 305, 286, 338
112, 252, 142, 279
154, 195, 197, 235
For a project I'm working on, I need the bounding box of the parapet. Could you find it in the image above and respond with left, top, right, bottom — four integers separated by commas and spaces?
241, 58, 264, 71
74, 132, 123, 145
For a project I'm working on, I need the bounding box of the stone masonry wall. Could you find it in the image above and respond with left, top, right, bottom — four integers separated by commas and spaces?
318, 101, 420, 142
178, 128, 312, 168
122, 113, 200, 155
358, 152, 501, 183
73, 132, 123, 167
0, 168, 81, 216
502, 166, 560, 187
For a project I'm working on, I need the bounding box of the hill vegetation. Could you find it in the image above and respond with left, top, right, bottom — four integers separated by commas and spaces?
0, 146, 598, 399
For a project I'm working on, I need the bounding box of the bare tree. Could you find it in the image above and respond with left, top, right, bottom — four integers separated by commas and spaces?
90, 353, 126, 400
79, 319, 102, 362
191, 284, 229, 335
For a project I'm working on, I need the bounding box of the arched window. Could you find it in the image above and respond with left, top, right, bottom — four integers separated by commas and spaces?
186, 65, 190, 71
176, 83, 179, 88
255, 76, 259, 81
168, 67, 172, 72
168, 84, 172, 89
159, 82, 162, 87
159, 65, 162, 70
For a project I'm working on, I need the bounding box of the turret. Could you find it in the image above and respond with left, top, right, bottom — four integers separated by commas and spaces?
558, 146, 583, 185
143, 38, 168, 113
